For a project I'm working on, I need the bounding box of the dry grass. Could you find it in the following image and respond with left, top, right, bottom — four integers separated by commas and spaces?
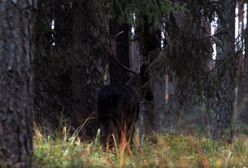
33, 125, 248, 168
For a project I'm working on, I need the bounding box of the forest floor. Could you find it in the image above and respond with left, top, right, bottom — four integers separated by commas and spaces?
33, 126, 248, 168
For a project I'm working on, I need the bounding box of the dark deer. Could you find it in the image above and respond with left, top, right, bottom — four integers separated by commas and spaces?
97, 31, 153, 149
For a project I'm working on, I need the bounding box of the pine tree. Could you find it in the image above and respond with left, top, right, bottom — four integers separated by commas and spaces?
0, 0, 37, 167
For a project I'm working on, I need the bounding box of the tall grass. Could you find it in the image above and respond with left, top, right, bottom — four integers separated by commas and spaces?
33, 125, 248, 168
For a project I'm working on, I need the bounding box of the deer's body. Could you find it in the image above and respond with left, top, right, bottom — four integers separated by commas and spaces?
97, 83, 139, 146
97, 67, 154, 147
97, 32, 153, 147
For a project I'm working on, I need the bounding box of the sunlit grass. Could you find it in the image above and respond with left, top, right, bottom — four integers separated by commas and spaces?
33, 125, 248, 168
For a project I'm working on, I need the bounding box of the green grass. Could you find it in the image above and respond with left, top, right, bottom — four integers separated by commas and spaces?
33, 126, 248, 168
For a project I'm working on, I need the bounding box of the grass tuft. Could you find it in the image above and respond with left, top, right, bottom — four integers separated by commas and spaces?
33, 126, 248, 168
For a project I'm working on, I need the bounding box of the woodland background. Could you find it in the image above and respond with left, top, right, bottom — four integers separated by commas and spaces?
1, 0, 248, 167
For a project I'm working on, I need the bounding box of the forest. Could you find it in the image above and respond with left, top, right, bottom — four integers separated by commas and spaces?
1, 0, 248, 167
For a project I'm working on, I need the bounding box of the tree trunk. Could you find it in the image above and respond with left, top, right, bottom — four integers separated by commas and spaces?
140, 19, 162, 133
53, 0, 73, 122
71, 0, 103, 138
71, 0, 91, 128
0, 1, 37, 167
151, 73, 166, 132
212, 0, 236, 141
237, 2, 248, 133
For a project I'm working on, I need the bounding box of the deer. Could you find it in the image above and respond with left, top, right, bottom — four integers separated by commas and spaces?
97, 31, 153, 151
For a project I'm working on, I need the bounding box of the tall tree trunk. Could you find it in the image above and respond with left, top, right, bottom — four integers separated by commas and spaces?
237, 1, 248, 132
54, 0, 73, 121
0, 1, 37, 167
212, 0, 236, 141
71, 0, 91, 129
71, 0, 104, 138
152, 72, 166, 132
140, 19, 163, 133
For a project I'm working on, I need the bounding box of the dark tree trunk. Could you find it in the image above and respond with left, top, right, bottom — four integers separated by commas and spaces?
71, 0, 91, 128
53, 0, 73, 121
0, 1, 37, 167
71, 0, 103, 138
140, 19, 162, 133
237, 2, 248, 132
212, 0, 236, 141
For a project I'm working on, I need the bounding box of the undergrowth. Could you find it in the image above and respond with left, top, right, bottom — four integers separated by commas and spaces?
33, 126, 248, 168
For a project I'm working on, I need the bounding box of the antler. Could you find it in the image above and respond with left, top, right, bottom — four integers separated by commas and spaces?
95, 4, 137, 75
106, 31, 138, 75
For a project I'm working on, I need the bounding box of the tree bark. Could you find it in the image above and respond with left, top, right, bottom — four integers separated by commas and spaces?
71, 0, 91, 128
53, 0, 73, 122
71, 0, 103, 138
140, 19, 162, 133
212, 0, 236, 141
237, 2, 248, 132
0, 0, 37, 167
